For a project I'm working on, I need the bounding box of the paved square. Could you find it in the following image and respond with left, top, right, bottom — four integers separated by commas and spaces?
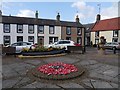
1, 47, 119, 89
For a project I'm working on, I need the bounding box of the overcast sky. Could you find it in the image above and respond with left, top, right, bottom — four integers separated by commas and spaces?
1, 0, 119, 24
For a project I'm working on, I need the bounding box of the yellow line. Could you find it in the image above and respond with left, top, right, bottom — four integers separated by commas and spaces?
18, 53, 66, 59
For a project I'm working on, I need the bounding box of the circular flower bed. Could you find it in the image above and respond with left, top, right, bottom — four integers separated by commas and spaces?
30, 62, 85, 80
38, 62, 78, 75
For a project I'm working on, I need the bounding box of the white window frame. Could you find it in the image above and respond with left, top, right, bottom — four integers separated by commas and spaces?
38, 25, 44, 34
4, 24, 10, 33
28, 25, 34, 34
49, 26, 54, 34
66, 27, 71, 35
17, 24, 23, 33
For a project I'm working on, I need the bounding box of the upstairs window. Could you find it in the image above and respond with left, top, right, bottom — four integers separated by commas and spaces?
17, 24, 23, 33
95, 31, 99, 37
28, 25, 34, 34
49, 26, 54, 34
4, 24, 10, 33
38, 25, 44, 34
113, 30, 118, 37
66, 27, 71, 35
77, 28, 82, 35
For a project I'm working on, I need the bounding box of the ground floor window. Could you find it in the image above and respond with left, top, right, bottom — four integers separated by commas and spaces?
17, 36, 23, 42
28, 36, 34, 43
49, 37, 58, 44
112, 38, 118, 42
3, 36, 10, 46
77, 37, 82, 44
66, 37, 71, 40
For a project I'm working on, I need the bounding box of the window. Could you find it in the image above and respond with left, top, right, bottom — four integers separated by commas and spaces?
95, 39, 99, 44
113, 30, 118, 37
38, 25, 44, 34
49, 37, 58, 44
17, 36, 23, 42
66, 27, 71, 35
77, 37, 81, 44
49, 26, 54, 34
77, 28, 81, 35
66, 37, 71, 40
112, 38, 118, 42
28, 36, 34, 43
95, 31, 99, 37
28, 25, 34, 34
3, 36, 10, 46
17, 24, 23, 33
4, 24, 10, 33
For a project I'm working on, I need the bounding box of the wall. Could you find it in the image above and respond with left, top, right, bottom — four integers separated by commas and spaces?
0, 24, 3, 44
100, 31, 113, 42
91, 32, 95, 44
118, 30, 120, 42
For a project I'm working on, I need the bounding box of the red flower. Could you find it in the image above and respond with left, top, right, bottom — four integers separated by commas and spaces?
37, 62, 78, 75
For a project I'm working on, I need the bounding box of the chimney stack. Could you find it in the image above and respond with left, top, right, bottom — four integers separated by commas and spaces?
76, 15, 79, 23
35, 10, 38, 18
96, 14, 101, 22
56, 13, 60, 21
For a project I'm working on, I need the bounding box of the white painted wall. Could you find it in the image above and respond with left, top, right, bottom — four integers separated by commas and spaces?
0, 24, 3, 44
118, 30, 120, 42
44, 26, 61, 45
91, 32, 95, 44
100, 31, 113, 42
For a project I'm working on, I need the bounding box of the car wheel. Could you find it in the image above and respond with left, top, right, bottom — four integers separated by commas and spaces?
112, 47, 116, 50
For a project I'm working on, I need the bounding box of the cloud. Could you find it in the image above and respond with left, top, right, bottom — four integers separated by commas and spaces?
16, 9, 35, 17
101, 2, 118, 20
71, 1, 95, 23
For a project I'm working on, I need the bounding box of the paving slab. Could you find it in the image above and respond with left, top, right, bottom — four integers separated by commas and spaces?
44, 56, 80, 64
91, 80, 113, 88
23, 60, 42, 66
2, 77, 22, 88
58, 82, 84, 88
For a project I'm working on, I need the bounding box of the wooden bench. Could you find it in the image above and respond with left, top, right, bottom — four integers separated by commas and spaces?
67, 46, 84, 54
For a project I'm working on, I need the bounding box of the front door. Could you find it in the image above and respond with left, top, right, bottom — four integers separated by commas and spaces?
38, 36, 44, 46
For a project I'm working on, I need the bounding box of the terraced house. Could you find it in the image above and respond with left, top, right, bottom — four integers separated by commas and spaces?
0, 11, 85, 46
91, 14, 120, 45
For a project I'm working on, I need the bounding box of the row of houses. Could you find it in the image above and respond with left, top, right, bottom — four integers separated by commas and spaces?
0, 10, 120, 47
0, 11, 85, 46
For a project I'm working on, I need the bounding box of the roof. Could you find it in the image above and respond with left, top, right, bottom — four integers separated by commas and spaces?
92, 17, 120, 32
83, 23, 94, 32
2, 15, 84, 27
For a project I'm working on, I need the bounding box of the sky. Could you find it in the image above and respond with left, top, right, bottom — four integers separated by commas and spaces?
1, 0, 119, 24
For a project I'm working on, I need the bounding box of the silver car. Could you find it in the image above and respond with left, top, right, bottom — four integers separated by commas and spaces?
104, 42, 119, 50
11, 42, 33, 53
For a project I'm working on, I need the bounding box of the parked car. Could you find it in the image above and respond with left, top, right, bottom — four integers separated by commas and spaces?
45, 40, 81, 50
104, 42, 120, 50
10, 42, 34, 53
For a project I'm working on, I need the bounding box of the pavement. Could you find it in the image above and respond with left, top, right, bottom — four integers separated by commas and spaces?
1, 47, 120, 89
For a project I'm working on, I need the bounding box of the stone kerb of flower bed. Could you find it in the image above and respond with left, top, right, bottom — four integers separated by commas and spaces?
29, 62, 85, 80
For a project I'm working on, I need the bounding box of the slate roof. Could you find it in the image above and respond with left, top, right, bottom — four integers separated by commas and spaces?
2, 15, 84, 27
91, 17, 120, 32
83, 23, 94, 32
